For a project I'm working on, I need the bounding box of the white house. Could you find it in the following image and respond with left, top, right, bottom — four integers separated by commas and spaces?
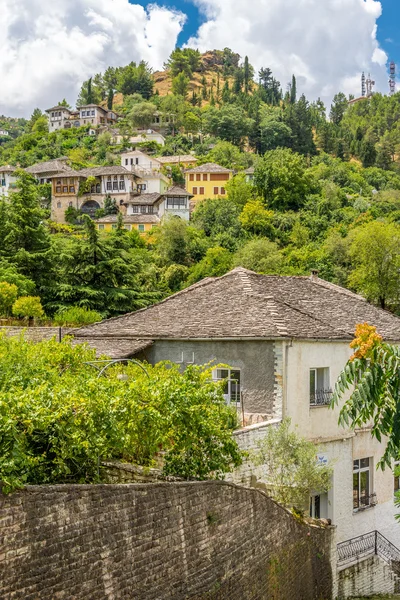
45, 106, 75, 131
0, 166, 18, 197
121, 150, 169, 194
72, 267, 400, 560
124, 186, 192, 222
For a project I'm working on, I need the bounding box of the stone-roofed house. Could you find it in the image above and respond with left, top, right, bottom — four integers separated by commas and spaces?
95, 213, 161, 235
185, 163, 233, 203
72, 267, 400, 549
157, 155, 197, 169
25, 157, 72, 183
48, 166, 138, 223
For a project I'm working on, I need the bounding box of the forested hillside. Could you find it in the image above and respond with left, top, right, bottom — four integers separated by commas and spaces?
1, 49, 400, 324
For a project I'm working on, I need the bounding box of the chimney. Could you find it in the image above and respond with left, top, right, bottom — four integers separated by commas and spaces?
310, 269, 319, 281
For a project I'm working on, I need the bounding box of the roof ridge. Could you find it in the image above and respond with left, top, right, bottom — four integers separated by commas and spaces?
310, 276, 366, 301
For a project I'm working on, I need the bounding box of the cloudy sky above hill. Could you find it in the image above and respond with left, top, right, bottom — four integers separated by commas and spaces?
0, 0, 395, 117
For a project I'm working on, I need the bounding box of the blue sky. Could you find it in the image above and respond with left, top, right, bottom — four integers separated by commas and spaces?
135, 0, 399, 70
378, 0, 400, 68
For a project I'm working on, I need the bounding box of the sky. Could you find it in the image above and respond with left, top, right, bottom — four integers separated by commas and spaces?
0, 0, 399, 117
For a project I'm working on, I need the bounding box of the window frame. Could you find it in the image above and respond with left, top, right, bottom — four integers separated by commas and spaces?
353, 458, 374, 511
213, 368, 241, 406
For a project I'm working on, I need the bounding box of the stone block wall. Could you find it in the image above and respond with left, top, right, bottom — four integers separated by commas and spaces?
0, 326, 76, 343
337, 556, 398, 598
0, 481, 333, 600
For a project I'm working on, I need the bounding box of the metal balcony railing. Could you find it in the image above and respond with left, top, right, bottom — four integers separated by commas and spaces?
337, 530, 400, 569
310, 388, 333, 406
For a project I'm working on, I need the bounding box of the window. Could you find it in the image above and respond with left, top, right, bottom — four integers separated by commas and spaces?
189, 174, 194, 181
213, 187, 219, 195
130, 158, 134, 165
132, 206, 139, 213
309, 368, 332, 406
353, 458, 375, 510
119, 179, 125, 191
394, 461, 400, 494
56, 186, 62, 193
111, 224, 117, 230
106, 176, 112, 191
63, 186, 68, 193
148, 206, 154, 214
138, 224, 145, 232
166, 198, 187, 210
124, 225, 131, 231
199, 187, 205, 195
193, 187, 198, 195
96, 183, 101, 193
140, 205, 148, 213
221, 187, 226, 195
69, 186, 75, 193
137, 184, 147, 192
113, 176, 118, 191
213, 369, 241, 405
196, 174, 201, 181
68, 201, 73, 207
57, 201, 62, 209
125, 159, 128, 166
91, 110, 95, 116
135, 158, 139, 165
309, 493, 328, 519
203, 174, 208, 181
98, 224, 105, 230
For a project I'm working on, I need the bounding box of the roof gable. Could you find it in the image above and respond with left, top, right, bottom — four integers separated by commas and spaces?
74, 268, 400, 342
185, 163, 233, 174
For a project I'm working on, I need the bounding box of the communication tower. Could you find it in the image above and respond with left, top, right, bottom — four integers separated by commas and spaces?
361, 72, 366, 97
365, 73, 375, 97
389, 61, 396, 96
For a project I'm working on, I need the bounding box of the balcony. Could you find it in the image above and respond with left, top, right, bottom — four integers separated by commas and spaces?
310, 388, 333, 407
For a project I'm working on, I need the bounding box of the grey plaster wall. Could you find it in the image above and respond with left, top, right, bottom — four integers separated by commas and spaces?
143, 340, 276, 416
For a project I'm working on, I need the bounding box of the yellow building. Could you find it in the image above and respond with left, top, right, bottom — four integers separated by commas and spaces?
95, 214, 160, 236
184, 163, 233, 202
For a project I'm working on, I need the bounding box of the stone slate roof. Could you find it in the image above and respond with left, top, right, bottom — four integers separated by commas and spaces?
26, 158, 71, 175
163, 186, 193, 197
45, 106, 72, 112
157, 155, 196, 164
73, 268, 400, 342
95, 214, 160, 224
71, 337, 153, 358
185, 163, 233, 174
0, 165, 16, 173
48, 166, 131, 179
245, 167, 255, 174
125, 193, 162, 205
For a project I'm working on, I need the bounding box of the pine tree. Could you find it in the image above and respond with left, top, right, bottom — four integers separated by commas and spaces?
290, 75, 297, 104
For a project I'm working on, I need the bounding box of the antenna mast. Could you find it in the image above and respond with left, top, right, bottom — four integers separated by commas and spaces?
365, 73, 375, 97
361, 72, 366, 97
389, 61, 396, 96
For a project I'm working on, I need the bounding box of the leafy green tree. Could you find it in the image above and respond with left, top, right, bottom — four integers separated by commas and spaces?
165, 48, 196, 78
191, 198, 244, 251
163, 264, 189, 292
331, 323, 400, 470
0, 282, 18, 317
234, 238, 282, 274
254, 148, 313, 211
225, 173, 257, 209
187, 247, 233, 285
202, 105, 253, 146
12, 296, 44, 320
117, 61, 154, 99
348, 221, 400, 309
4, 171, 52, 288
283, 95, 316, 155
252, 419, 333, 510
259, 118, 292, 153
172, 73, 190, 98
329, 92, 348, 125
289, 75, 297, 104
239, 200, 276, 237
129, 101, 156, 129
0, 262, 35, 296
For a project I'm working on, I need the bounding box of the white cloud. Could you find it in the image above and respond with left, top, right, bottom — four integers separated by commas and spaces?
0, 0, 185, 117
187, 0, 389, 105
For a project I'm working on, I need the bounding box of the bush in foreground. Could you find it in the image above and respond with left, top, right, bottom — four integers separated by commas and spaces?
0, 334, 241, 492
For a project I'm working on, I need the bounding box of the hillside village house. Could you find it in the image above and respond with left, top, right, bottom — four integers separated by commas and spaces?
45, 105, 117, 132
72, 267, 400, 552
120, 150, 169, 194
95, 186, 193, 233
112, 130, 166, 146
185, 163, 233, 202
0, 166, 17, 197
25, 157, 72, 183
49, 166, 136, 223
157, 155, 197, 170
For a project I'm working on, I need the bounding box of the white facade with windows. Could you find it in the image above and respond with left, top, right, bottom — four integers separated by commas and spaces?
0, 167, 17, 197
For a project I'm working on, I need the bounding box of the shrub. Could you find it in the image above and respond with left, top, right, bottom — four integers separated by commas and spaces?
53, 307, 102, 327
0, 335, 242, 492
12, 296, 44, 320
0, 282, 18, 317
